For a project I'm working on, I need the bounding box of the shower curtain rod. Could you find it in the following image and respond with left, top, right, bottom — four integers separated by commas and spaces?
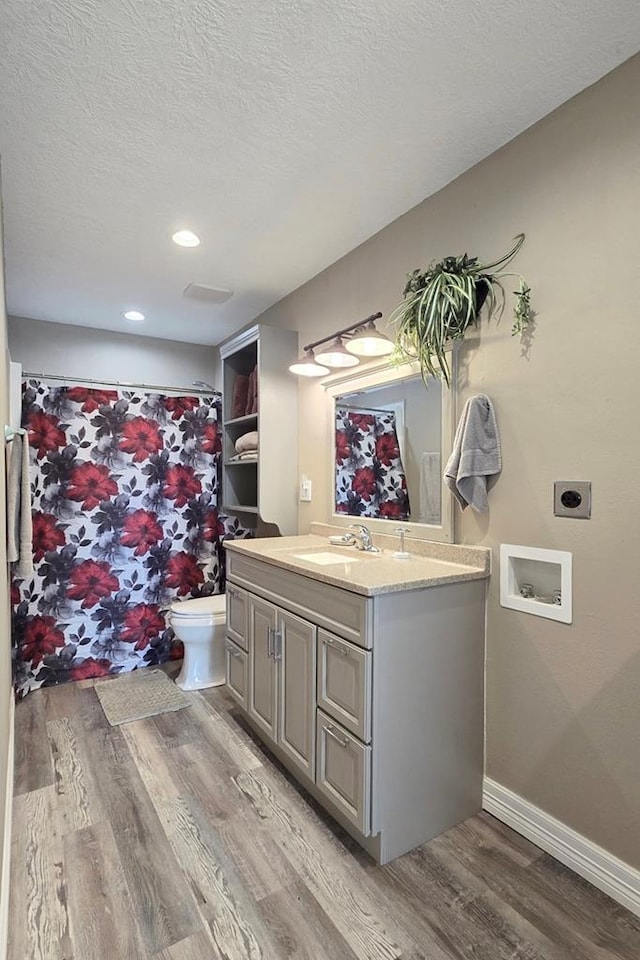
23, 371, 221, 396
338, 403, 396, 415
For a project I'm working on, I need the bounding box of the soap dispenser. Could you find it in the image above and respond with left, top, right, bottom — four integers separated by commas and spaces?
393, 527, 411, 560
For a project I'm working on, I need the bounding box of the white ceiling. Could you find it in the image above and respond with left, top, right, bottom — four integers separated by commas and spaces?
1, 1, 639, 346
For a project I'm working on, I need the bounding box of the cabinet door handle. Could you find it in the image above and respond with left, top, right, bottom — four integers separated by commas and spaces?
226, 643, 241, 660
267, 627, 274, 658
273, 630, 282, 661
325, 724, 349, 748
324, 636, 349, 657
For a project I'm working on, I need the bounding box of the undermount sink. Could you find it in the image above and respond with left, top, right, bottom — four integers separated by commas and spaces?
292, 550, 364, 565
283, 545, 382, 565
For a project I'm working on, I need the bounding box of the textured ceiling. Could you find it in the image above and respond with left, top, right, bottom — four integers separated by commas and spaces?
1, 1, 639, 345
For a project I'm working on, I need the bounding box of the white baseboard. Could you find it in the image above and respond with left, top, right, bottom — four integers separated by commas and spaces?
483, 777, 640, 918
0, 696, 14, 960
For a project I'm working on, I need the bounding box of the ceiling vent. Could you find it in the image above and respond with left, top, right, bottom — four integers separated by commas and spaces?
183, 283, 233, 304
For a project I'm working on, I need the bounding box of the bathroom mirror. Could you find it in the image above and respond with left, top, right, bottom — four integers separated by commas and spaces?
326, 354, 455, 543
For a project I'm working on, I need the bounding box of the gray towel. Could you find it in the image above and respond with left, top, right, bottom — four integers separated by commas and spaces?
444, 394, 501, 512
6, 433, 34, 578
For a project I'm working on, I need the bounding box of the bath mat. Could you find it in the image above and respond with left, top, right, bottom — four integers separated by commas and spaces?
95, 669, 189, 726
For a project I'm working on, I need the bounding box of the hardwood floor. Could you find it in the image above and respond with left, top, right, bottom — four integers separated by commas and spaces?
8, 668, 640, 959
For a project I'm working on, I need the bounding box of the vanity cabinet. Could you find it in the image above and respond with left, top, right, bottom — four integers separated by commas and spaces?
219, 324, 298, 535
224, 547, 486, 865
226, 587, 317, 780
224, 640, 248, 708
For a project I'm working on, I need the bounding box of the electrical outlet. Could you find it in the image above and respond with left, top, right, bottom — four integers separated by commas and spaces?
299, 477, 312, 502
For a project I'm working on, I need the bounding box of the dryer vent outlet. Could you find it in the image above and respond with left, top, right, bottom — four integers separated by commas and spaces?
554, 481, 591, 519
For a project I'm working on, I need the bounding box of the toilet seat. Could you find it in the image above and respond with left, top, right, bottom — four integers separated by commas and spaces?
170, 595, 226, 623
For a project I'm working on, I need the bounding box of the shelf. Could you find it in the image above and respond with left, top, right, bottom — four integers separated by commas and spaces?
219, 323, 298, 535
224, 413, 258, 429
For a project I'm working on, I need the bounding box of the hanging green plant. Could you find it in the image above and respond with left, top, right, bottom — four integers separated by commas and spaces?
389, 233, 533, 386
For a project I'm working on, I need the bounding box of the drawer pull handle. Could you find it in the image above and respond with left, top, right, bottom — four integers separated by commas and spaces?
226, 644, 242, 659
325, 637, 349, 658
325, 724, 349, 748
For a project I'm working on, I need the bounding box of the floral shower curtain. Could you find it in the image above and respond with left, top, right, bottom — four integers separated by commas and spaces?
335, 408, 410, 519
11, 381, 250, 697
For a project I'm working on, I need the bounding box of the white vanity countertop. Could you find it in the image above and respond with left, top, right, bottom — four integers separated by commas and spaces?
224, 534, 490, 597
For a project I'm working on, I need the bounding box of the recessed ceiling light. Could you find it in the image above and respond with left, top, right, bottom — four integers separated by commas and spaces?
172, 229, 200, 247
123, 310, 145, 321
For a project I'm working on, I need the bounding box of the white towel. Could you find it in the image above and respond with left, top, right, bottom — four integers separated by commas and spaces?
235, 430, 258, 453
444, 394, 501, 512
6, 433, 34, 578
228, 451, 258, 462
6, 440, 20, 563
419, 452, 441, 524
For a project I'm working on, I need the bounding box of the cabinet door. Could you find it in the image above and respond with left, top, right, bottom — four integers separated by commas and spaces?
277, 611, 316, 779
317, 630, 371, 743
316, 709, 371, 836
225, 640, 248, 709
248, 596, 278, 741
226, 584, 248, 650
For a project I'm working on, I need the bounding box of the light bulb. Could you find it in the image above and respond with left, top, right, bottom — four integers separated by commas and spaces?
289, 350, 330, 377
172, 229, 201, 247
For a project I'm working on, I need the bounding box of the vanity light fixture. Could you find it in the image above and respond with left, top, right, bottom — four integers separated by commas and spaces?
315, 336, 360, 369
346, 318, 394, 357
123, 310, 145, 321
290, 312, 392, 376
172, 229, 201, 247
288, 349, 330, 377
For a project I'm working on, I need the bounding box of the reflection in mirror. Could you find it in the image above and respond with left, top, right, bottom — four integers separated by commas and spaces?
327, 355, 455, 543
335, 376, 442, 524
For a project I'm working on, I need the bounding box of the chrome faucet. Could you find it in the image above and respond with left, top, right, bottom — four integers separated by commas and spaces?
349, 524, 381, 552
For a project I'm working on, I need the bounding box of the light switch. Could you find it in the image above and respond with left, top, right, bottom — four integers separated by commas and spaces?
300, 477, 312, 502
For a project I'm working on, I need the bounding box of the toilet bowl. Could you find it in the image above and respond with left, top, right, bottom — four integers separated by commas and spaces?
170, 594, 227, 691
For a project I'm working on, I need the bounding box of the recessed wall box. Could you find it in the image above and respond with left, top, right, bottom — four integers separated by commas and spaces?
500, 544, 572, 623
554, 480, 591, 519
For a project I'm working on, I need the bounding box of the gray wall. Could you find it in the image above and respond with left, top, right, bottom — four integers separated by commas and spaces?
8, 316, 220, 390
255, 55, 640, 869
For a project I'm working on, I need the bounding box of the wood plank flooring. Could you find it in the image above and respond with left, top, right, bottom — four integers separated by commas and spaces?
9, 666, 640, 960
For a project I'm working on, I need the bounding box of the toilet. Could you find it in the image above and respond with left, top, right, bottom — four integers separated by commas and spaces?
169, 594, 227, 691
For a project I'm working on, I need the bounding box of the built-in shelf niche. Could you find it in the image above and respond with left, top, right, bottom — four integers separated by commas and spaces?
220, 323, 298, 534
500, 544, 572, 624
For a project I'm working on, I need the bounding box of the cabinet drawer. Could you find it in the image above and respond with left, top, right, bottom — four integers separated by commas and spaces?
228, 552, 371, 648
226, 584, 248, 650
316, 709, 371, 836
317, 630, 371, 743
225, 639, 248, 709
